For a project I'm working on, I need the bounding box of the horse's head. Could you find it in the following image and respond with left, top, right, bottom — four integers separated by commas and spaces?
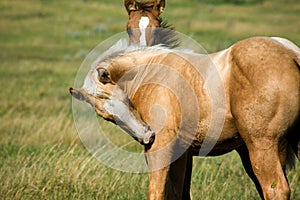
70, 65, 155, 146
125, 0, 165, 46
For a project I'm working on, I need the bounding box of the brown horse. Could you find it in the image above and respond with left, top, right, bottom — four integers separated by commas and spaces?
70, 36, 300, 199
124, 0, 178, 47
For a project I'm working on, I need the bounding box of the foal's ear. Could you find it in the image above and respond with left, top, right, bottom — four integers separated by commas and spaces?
124, 0, 138, 14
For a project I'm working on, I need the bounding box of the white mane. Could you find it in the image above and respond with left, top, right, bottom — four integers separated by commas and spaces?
90, 38, 171, 71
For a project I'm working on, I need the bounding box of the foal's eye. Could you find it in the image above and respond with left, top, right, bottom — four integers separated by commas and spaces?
97, 68, 112, 84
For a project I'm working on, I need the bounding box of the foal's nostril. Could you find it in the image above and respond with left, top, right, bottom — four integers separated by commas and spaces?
146, 125, 151, 132
127, 28, 133, 36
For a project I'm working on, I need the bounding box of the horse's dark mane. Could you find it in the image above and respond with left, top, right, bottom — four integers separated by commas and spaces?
155, 17, 180, 48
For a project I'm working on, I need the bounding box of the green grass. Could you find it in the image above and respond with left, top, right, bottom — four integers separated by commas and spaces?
0, 0, 299, 199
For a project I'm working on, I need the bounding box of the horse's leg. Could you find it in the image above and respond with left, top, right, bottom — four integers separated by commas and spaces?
236, 145, 264, 199
234, 116, 291, 200
246, 138, 290, 200
237, 143, 293, 199
146, 150, 191, 200
233, 108, 293, 200
146, 139, 191, 200
230, 88, 292, 199
168, 148, 193, 200
182, 149, 193, 200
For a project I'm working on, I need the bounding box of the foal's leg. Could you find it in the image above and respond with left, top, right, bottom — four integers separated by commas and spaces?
182, 149, 193, 200
246, 139, 290, 200
230, 86, 293, 199
146, 126, 192, 200
146, 147, 191, 200
236, 145, 264, 199
233, 109, 293, 199
235, 120, 291, 199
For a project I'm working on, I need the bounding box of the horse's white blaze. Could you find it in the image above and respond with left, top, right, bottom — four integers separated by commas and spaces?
139, 16, 150, 46
104, 99, 146, 139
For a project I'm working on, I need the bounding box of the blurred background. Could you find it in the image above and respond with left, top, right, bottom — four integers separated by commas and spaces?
0, 0, 299, 199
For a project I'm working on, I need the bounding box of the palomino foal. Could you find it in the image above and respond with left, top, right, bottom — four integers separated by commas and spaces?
71, 37, 300, 200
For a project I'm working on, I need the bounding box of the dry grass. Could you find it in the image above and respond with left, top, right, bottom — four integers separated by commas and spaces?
0, 0, 299, 199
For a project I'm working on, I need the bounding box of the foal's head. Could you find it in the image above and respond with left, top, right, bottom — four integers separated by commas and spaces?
69, 47, 155, 145
125, 0, 177, 47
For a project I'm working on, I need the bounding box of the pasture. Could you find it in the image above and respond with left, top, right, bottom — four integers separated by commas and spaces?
0, 0, 299, 199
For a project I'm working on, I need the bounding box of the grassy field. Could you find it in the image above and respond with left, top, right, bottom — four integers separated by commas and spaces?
0, 0, 299, 199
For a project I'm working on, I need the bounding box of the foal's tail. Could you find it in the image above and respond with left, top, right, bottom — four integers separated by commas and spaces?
271, 37, 300, 66
272, 37, 300, 166
286, 117, 300, 169
286, 58, 300, 167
